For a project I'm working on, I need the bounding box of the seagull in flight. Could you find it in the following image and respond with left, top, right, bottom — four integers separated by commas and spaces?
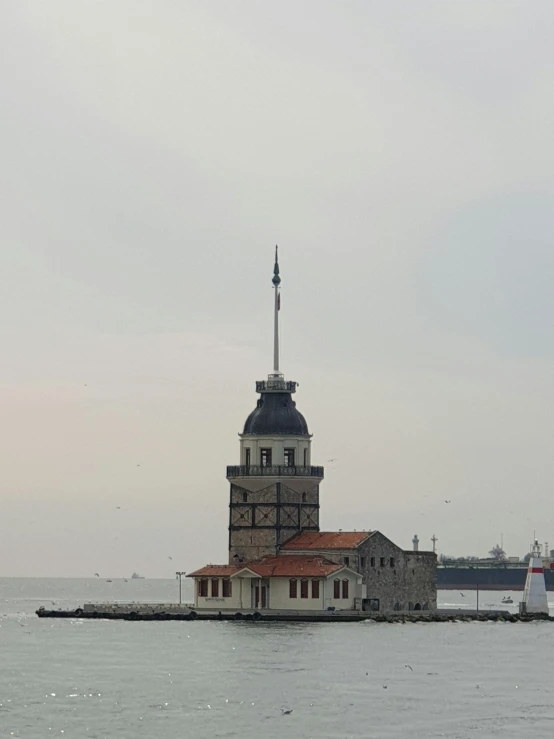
281, 709, 293, 715
94, 573, 100, 577
444, 500, 451, 504
404, 664, 413, 671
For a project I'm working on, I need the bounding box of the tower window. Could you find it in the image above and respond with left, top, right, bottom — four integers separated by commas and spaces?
244, 448, 251, 467
390, 557, 395, 568
344, 556, 350, 566
300, 579, 309, 598
370, 557, 375, 567
284, 448, 295, 466
303, 449, 308, 466
242, 492, 248, 503
260, 448, 272, 467
360, 557, 366, 568
289, 579, 297, 598
380, 557, 386, 567
302, 492, 307, 503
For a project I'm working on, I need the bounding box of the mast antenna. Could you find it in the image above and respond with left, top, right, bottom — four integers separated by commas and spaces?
272, 245, 281, 375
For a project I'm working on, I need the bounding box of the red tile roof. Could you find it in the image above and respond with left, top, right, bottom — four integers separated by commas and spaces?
188, 556, 348, 579
242, 555, 344, 578
281, 531, 371, 550
187, 565, 240, 578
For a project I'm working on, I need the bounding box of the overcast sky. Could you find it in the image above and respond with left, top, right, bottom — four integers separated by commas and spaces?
1, 1, 553, 577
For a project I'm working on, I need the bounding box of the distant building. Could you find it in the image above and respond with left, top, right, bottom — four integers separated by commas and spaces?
188, 250, 436, 613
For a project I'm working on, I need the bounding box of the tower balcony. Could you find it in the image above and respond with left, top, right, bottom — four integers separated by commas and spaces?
227, 465, 324, 480
256, 378, 297, 393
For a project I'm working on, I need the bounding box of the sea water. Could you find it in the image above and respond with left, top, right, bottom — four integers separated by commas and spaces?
1, 578, 553, 738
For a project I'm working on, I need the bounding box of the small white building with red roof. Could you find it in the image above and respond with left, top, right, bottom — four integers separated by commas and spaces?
188, 555, 362, 611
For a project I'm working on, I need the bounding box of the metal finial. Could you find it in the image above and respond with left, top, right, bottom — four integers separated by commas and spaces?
272, 245, 281, 286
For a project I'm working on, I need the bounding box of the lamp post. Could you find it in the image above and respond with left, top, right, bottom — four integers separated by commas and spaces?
469, 565, 479, 612
175, 571, 186, 605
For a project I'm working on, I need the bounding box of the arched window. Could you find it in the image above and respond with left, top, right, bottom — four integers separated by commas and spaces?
302, 492, 307, 503
394, 602, 401, 611
414, 602, 422, 611
300, 579, 309, 598
289, 579, 297, 598
342, 579, 349, 599
333, 579, 340, 599
408, 602, 414, 611
242, 492, 248, 503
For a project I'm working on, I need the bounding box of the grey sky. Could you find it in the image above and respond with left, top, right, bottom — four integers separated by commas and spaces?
1, 1, 553, 576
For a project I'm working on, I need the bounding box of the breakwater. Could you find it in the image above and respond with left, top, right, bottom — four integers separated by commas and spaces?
35, 605, 554, 623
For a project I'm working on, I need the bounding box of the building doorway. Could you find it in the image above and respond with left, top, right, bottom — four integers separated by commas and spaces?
254, 584, 268, 609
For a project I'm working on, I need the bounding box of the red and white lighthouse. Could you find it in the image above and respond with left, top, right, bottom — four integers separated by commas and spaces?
520, 540, 549, 615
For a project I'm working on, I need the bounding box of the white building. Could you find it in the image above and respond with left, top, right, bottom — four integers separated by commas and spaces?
188, 556, 362, 612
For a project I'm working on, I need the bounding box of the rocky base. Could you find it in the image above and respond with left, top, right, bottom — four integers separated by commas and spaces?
35, 607, 553, 624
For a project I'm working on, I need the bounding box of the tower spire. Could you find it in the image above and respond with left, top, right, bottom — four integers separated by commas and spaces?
272, 245, 281, 375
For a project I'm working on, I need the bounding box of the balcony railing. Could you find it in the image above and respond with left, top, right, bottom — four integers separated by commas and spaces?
227, 465, 324, 479
256, 379, 297, 393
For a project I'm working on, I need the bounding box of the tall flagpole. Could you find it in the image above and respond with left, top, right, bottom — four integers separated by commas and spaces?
272, 245, 281, 375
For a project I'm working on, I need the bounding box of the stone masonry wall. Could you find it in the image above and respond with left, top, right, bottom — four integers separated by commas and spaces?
357, 532, 437, 611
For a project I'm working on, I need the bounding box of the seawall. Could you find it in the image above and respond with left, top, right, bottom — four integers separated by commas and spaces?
35, 604, 554, 624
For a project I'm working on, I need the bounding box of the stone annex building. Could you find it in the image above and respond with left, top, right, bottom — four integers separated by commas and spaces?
188, 251, 436, 614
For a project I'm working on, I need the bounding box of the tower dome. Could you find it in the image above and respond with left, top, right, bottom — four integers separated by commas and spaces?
243, 389, 309, 436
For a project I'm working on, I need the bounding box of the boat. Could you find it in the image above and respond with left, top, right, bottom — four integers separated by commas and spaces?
131, 572, 145, 579
438, 558, 554, 591
501, 596, 514, 604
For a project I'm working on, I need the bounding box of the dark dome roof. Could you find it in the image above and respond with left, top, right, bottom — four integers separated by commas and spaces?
243, 392, 309, 436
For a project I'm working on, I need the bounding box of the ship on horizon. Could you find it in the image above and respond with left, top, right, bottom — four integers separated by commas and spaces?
438, 544, 554, 591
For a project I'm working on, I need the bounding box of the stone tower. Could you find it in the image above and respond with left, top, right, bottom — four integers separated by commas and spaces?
227, 248, 324, 564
